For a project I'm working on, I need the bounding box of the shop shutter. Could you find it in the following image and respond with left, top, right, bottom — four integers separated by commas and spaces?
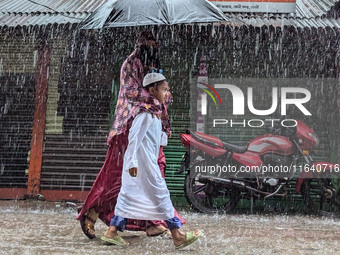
0, 74, 35, 188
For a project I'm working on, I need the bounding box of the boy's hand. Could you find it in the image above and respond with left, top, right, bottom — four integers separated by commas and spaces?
129, 167, 138, 177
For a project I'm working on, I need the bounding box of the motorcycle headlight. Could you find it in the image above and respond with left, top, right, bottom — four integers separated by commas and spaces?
309, 132, 319, 145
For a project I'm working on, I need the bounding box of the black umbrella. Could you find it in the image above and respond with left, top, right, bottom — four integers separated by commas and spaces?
82, 0, 228, 29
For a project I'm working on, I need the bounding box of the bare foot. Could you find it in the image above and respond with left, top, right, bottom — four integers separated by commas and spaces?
146, 225, 169, 236
104, 226, 118, 239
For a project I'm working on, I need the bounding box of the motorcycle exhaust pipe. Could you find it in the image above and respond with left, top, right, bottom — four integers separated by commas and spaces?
199, 175, 246, 188
199, 175, 287, 198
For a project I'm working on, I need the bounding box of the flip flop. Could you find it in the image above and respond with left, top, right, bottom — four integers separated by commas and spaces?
175, 230, 201, 250
80, 214, 96, 239
101, 236, 128, 246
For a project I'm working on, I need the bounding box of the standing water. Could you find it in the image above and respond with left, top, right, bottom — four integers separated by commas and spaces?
0, 200, 340, 254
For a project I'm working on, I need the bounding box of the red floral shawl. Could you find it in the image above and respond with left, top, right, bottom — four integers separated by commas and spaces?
107, 50, 171, 145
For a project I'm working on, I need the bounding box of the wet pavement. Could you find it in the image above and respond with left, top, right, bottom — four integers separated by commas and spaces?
1, 200, 340, 255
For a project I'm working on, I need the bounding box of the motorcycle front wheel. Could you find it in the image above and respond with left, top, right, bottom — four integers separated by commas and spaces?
301, 173, 340, 217
184, 169, 241, 214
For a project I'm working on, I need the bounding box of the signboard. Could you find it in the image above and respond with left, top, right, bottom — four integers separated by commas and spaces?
210, 0, 296, 13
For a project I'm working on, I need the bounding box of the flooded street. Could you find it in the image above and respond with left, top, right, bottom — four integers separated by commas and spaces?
0, 0, 339, 254
1, 200, 340, 254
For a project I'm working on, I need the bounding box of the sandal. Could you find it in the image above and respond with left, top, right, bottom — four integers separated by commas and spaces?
80, 214, 96, 239
175, 230, 201, 249
101, 235, 129, 246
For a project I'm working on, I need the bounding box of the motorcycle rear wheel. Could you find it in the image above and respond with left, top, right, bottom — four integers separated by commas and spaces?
184, 170, 241, 214
301, 174, 340, 217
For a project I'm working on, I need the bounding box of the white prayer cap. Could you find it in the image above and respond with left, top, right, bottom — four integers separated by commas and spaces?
143, 73, 166, 87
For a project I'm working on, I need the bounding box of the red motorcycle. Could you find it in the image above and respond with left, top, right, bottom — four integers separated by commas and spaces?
177, 119, 340, 216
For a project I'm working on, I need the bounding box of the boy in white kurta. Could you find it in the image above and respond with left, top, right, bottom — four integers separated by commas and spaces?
115, 111, 174, 220
101, 73, 201, 249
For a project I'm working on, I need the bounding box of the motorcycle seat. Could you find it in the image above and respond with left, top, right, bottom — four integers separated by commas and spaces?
190, 131, 248, 154
186, 131, 227, 157
221, 141, 249, 154
190, 131, 223, 147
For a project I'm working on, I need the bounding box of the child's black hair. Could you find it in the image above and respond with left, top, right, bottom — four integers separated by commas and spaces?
144, 80, 167, 92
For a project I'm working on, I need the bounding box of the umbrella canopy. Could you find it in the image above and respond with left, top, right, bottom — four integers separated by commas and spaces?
82, 0, 228, 29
